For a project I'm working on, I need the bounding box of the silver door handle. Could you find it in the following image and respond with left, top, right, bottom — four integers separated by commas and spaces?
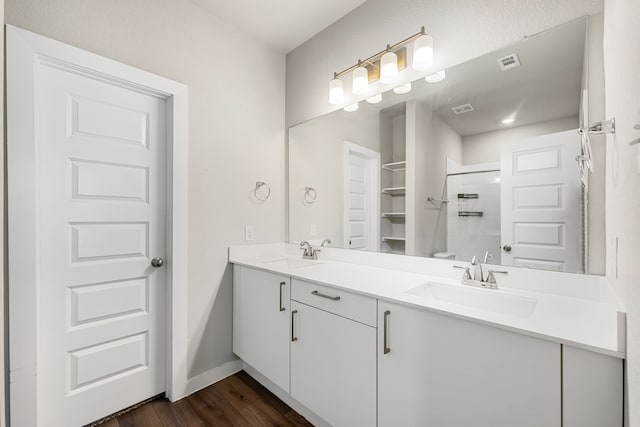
311, 290, 341, 301
151, 257, 164, 267
383, 310, 391, 354
291, 310, 298, 342
279, 282, 286, 312
502, 245, 512, 253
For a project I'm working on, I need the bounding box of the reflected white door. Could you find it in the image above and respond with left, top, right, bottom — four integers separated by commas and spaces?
343, 142, 380, 251
500, 130, 582, 272
16, 46, 167, 426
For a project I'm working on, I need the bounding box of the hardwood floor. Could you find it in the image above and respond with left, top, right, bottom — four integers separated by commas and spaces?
99, 371, 314, 427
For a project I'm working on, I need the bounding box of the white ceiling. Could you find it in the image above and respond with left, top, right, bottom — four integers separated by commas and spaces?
191, 0, 367, 53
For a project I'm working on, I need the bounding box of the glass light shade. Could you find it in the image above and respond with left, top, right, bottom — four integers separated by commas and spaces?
352, 66, 369, 95
328, 77, 344, 105
393, 83, 412, 94
366, 94, 382, 104
412, 34, 434, 70
343, 103, 359, 112
380, 51, 399, 84
425, 70, 446, 83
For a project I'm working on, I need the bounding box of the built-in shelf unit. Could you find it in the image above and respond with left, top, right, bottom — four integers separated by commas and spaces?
381, 187, 406, 195
380, 105, 407, 255
381, 212, 406, 218
381, 236, 406, 242
381, 160, 406, 172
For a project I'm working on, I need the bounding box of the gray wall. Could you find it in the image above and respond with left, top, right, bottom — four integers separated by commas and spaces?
603, 0, 640, 424
289, 108, 380, 247
285, 0, 604, 127
461, 116, 579, 165
5, 0, 286, 384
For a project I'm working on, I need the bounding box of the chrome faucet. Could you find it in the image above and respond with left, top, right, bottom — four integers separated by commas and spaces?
453, 255, 508, 289
299, 240, 320, 260
471, 256, 484, 282
321, 238, 332, 247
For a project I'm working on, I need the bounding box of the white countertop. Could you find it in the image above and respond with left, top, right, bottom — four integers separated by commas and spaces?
229, 243, 625, 358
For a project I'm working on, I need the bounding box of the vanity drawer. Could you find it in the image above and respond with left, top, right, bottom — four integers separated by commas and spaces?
291, 279, 376, 327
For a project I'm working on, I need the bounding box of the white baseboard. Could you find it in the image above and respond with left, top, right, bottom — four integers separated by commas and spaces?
242, 362, 331, 427
171, 359, 243, 401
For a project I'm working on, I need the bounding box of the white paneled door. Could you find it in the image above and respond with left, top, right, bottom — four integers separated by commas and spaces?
8, 28, 172, 427
343, 141, 380, 251
500, 130, 583, 273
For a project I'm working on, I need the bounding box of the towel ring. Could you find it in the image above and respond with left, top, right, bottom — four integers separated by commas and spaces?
254, 181, 271, 202
304, 186, 317, 204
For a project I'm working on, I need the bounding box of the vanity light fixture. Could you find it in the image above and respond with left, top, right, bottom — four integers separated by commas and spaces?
425, 70, 446, 83
352, 62, 369, 95
380, 46, 399, 84
343, 103, 359, 112
366, 94, 383, 104
412, 29, 434, 70
327, 27, 434, 104
328, 73, 344, 105
393, 83, 412, 94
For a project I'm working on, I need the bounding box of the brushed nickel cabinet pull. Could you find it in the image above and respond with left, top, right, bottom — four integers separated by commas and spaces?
311, 290, 341, 301
291, 310, 298, 342
279, 281, 286, 312
383, 310, 391, 354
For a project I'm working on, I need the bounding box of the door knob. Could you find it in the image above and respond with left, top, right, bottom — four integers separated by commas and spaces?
151, 257, 164, 267
502, 245, 512, 253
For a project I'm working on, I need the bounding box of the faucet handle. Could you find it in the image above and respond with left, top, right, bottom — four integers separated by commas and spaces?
486, 270, 497, 285
453, 265, 472, 280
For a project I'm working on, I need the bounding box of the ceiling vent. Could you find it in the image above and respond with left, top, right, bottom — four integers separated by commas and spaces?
451, 103, 474, 115
497, 53, 521, 71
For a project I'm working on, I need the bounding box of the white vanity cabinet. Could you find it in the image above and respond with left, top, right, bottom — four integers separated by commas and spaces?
232, 265, 291, 392
562, 345, 623, 427
378, 300, 562, 427
290, 280, 377, 427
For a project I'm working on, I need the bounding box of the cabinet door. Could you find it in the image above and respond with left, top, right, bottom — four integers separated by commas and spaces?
233, 265, 290, 392
563, 345, 623, 427
290, 301, 376, 427
378, 301, 561, 427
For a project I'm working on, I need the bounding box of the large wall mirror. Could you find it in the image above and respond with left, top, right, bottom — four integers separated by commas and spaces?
288, 16, 606, 275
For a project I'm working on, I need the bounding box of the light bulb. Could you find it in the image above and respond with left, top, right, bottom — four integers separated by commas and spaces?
502, 117, 515, 124
393, 83, 412, 95
380, 51, 398, 84
343, 103, 359, 112
412, 34, 434, 70
352, 66, 369, 95
328, 77, 344, 105
425, 70, 446, 83
366, 94, 382, 104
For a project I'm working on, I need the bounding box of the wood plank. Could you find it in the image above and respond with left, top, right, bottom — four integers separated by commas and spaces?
235, 370, 291, 415
110, 372, 310, 427
284, 410, 315, 427
151, 398, 205, 427
118, 403, 164, 427
239, 400, 296, 427
211, 373, 260, 411
187, 386, 251, 427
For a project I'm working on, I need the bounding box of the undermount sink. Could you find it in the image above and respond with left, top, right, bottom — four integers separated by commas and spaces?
261, 258, 324, 270
406, 281, 537, 318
